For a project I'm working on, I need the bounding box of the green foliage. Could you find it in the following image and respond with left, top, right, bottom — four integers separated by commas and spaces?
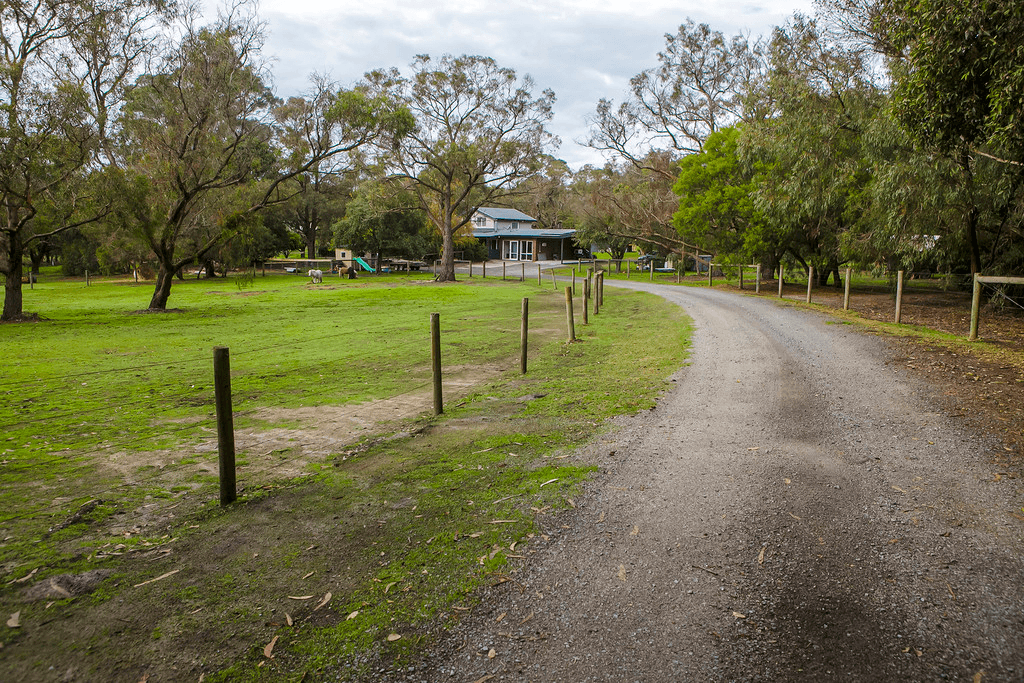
673, 127, 761, 262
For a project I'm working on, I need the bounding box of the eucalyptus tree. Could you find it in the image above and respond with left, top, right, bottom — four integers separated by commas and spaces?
741, 15, 881, 285
116, 5, 412, 310
365, 54, 557, 282
0, 0, 170, 321
881, 0, 1024, 274
587, 19, 762, 178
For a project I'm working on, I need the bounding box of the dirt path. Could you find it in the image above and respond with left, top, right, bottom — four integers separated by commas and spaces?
395, 282, 1024, 681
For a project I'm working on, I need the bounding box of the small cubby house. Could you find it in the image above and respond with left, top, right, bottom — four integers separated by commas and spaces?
470, 207, 580, 262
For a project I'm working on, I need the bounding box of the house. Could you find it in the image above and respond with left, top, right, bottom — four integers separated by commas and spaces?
470, 207, 581, 262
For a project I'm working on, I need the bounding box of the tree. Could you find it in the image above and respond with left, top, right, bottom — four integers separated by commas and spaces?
0, 0, 168, 321
334, 182, 430, 263
883, 0, 1024, 274
117, 4, 412, 310
673, 127, 763, 264
587, 19, 761, 177
366, 54, 557, 282
272, 75, 360, 259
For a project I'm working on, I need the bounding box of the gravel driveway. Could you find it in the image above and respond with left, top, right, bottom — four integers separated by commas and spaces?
398, 281, 1024, 682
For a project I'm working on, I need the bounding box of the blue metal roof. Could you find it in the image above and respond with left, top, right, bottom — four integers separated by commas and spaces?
473, 228, 575, 239
477, 207, 537, 222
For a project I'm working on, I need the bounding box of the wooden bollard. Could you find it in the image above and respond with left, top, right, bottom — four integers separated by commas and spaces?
431, 313, 442, 415
564, 287, 576, 342
739, 265, 744, 290
708, 264, 713, 287
778, 269, 784, 298
598, 272, 604, 307
649, 262, 654, 281
520, 298, 529, 374
843, 267, 851, 310
482, 261, 486, 278
537, 263, 542, 285
582, 278, 590, 325
755, 265, 761, 294
213, 346, 236, 506
806, 266, 813, 304
468, 262, 473, 277
969, 273, 981, 341
503, 261, 506, 280
895, 270, 904, 323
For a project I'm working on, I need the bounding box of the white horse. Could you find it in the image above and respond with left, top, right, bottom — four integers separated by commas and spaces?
308, 269, 323, 283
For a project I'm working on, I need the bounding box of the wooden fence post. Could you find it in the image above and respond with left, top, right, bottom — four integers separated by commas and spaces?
564, 287, 576, 342
503, 261, 506, 280
755, 265, 761, 294
969, 274, 981, 341
520, 298, 529, 374
594, 276, 600, 316
738, 265, 744, 290
521, 262, 525, 282
537, 263, 542, 285
468, 262, 473, 277
778, 268, 784, 298
708, 264, 713, 287
86, 270, 90, 286
806, 267, 813, 304
213, 346, 236, 506
431, 313, 443, 415
598, 272, 604, 307
843, 267, 851, 310
626, 260, 630, 279
649, 262, 654, 281
583, 277, 590, 325
572, 270, 576, 296
482, 261, 486, 278
895, 270, 904, 323
551, 271, 557, 290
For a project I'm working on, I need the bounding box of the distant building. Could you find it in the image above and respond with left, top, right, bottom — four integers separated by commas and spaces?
470, 207, 580, 262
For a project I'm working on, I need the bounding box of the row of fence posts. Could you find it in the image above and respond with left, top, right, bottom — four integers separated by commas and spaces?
210, 267, 609, 505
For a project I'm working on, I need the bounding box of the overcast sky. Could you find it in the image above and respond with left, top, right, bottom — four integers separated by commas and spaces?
229, 0, 816, 169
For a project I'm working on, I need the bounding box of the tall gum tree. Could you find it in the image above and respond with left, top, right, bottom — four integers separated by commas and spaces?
365, 54, 557, 282
117, 5, 412, 310
0, 0, 169, 321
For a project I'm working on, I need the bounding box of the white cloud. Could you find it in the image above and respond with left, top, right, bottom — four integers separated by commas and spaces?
208, 0, 815, 168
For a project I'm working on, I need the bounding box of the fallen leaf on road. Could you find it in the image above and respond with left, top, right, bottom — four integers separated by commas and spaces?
9, 568, 37, 585
472, 676, 495, 683
758, 546, 766, 566
567, 498, 576, 508
387, 633, 401, 642
287, 595, 314, 600
313, 592, 332, 611
384, 582, 397, 594
732, 611, 746, 619
747, 447, 759, 451
520, 611, 534, 625
301, 571, 314, 580
947, 582, 956, 599
7, 611, 20, 628
617, 564, 627, 582
347, 610, 359, 620
496, 612, 506, 623
892, 485, 907, 493
630, 526, 639, 536
285, 614, 293, 626
789, 513, 801, 520
598, 511, 605, 522
263, 635, 278, 658
487, 648, 496, 659
974, 672, 984, 683
784, 478, 791, 485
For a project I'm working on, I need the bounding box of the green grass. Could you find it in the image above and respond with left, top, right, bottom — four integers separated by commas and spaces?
0, 269, 692, 681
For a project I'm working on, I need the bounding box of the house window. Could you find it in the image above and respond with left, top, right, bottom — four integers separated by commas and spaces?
509, 222, 518, 231
520, 240, 533, 261
475, 215, 486, 226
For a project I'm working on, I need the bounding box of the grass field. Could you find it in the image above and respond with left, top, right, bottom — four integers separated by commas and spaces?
0, 269, 692, 681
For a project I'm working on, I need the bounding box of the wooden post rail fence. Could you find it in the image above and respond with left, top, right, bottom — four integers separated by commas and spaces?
971, 275, 1024, 341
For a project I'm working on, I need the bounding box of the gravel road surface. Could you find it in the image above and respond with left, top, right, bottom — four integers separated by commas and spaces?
396, 281, 1024, 682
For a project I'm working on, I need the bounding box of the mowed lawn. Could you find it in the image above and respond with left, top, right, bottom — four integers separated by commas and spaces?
0, 270, 691, 681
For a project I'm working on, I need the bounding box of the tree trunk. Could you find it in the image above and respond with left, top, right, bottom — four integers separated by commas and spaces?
149, 260, 175, 310
1, 231, 25, 321
436, 224, 456, 282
